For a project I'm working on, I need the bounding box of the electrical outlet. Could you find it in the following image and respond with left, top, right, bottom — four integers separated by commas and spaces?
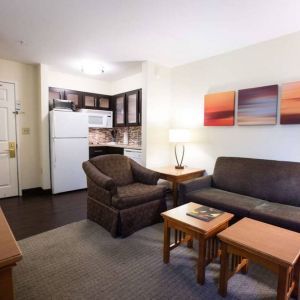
22, 128, 30, 135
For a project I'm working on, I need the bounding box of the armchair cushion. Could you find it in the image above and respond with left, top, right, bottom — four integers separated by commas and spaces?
112, 183, 166, 210
130, 160, 160, 185
90, 154, 134, 186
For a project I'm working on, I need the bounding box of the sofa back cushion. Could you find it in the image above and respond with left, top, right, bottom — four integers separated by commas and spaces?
212, 157, 300, 207
90, 154, 134, 186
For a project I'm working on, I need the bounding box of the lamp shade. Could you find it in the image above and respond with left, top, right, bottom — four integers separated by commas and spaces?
169, 129, 191, 143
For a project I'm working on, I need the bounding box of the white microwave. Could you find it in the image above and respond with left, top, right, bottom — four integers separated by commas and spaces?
80, 109, 113, 128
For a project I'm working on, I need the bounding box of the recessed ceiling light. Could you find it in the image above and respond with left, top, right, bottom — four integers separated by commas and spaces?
81, 60, 104, 75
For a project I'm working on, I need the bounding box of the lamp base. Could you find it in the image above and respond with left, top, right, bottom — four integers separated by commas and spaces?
175, 165, 184, 169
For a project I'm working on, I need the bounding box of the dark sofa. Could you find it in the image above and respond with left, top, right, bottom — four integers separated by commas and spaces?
179, 157, 300, 232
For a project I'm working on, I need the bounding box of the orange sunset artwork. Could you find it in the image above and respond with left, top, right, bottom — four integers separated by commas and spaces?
204, 91, 235, 126
280, 81, 300, 124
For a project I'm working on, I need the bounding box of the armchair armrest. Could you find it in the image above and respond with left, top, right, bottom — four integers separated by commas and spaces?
179, 175, 212, 204
82, 161, 117, 193
130, 160, 160, 185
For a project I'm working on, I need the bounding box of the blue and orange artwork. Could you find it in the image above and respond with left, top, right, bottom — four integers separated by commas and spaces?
204, 91, 235, 126
238, 85, 278, 125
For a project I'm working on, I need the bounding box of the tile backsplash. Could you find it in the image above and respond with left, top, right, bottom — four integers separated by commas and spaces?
89, 126, 142, 146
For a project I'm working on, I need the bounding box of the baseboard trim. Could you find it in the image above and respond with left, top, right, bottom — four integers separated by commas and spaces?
22, 188, 51, 196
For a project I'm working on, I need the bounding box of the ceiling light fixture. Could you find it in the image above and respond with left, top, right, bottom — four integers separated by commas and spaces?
81, 60, 104, 75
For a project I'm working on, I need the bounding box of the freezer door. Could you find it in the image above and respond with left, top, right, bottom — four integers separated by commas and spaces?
50, 110, 88, 138
51, 138, 89, 194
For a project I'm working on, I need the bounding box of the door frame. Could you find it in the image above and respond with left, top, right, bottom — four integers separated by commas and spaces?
0, 80, 22, 196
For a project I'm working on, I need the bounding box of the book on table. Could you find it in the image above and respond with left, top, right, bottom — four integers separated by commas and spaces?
186, 205, 224, 222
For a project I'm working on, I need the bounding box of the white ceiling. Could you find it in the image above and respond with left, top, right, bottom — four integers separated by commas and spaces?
1, 0, 300, 81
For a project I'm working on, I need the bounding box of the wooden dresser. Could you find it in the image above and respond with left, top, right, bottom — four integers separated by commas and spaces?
0, 208, 22, 300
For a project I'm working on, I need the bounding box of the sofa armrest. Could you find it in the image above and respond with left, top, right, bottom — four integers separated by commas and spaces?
130, 160, 160, 185
82, 161, 117, 193
179, 175, 212, 203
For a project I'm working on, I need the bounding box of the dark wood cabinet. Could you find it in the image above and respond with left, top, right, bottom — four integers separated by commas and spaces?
64, 89, 83, 109
48, 87, 142, 128
89, 146, 123, 159
49, 87, 64, 110
97, 95, 111, 110
83, 93, 97, 108
126, 90, 140, 126
113, 89, 142, 127
114, 93, 126, 127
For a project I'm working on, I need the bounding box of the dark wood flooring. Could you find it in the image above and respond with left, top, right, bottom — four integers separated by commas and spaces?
0, 190, 87, 240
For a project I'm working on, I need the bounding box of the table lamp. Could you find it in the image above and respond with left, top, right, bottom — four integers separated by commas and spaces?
169, 129, 191, 169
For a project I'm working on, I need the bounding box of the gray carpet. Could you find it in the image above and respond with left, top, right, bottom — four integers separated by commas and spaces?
14, 220, 278, 300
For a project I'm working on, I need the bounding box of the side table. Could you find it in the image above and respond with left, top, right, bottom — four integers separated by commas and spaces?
152, 166, 205, 207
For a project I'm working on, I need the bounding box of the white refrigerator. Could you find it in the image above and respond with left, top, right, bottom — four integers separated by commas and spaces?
50, 110, 89, 194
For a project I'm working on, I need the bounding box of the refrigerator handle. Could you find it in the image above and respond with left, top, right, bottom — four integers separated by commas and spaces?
53, 139, 56, 167
52, 114, 55, 138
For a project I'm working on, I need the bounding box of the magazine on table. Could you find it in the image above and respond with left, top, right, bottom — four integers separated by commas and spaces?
186, 205, 224, 222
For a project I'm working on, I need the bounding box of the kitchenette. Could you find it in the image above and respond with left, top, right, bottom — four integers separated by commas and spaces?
49, 87, 143, 194
89, 126, 142, 163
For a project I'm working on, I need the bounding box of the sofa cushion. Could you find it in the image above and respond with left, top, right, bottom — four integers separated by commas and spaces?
186, 188, 267, 217
90, 154, 134, 186
212, 157, 300, 207
112, 183, 166, 210
250, 202, 300, 233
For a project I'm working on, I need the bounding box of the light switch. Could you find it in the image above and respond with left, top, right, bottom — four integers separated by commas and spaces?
22, 128, 30, 135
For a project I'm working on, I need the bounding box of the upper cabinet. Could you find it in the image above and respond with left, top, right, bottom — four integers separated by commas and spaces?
49, 87, 64, 110
49, 87, 112, 111
83, 93, 97, 109
98, 95, 111, 110
114, 93, 126, 127
48, 87, 142, 127
113, 89, 142, 127
126, 90, 140, 126
64, 90, 83, 109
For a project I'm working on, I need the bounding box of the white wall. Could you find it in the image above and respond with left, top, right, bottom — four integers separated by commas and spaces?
48, 69, 111, 95
170, 32, 300, 174
111, 73, 143, 95
142, 62, 172, 168
0, 58, 40, 189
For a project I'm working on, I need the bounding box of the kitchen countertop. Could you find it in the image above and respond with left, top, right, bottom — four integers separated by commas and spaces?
89, 143, 142, 150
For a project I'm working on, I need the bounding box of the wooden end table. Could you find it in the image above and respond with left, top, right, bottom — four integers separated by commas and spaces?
161, 202, 234, 284
218, 218, 300, 300
152, 166, 205, 207
0, 208, 22, 300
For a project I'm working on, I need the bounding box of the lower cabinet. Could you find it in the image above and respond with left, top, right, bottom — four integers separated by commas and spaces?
89, 146, 124, 159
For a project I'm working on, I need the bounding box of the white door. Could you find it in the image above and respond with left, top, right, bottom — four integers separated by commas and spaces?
0, 82, 18, 198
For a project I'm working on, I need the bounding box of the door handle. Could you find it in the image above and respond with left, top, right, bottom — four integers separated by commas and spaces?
8, 142, 16, 158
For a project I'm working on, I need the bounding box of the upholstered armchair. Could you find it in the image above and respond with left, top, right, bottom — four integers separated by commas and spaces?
82, 154, 167, 237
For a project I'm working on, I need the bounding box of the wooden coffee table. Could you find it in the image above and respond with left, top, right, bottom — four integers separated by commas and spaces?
161, 202, 234, 284
152, 166, 205, 207
218, 218, 300, 300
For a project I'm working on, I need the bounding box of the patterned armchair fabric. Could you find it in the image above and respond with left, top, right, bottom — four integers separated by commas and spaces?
83, 154, 167, 237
